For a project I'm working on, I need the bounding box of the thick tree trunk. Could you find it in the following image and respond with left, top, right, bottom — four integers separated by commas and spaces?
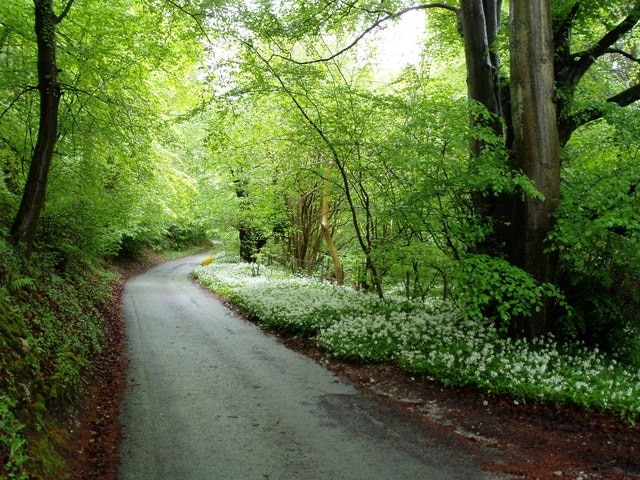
11, 0, 63, 253
456, 0, 639, 337
458, 0, 562, 337
509, 0, 561, 338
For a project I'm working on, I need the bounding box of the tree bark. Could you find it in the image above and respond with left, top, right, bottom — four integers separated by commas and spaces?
459, 0, 517, 258
459, 0, 503, 152
320, 175, 343, 285
10, 0, 65, 253
509, 0, 561, 337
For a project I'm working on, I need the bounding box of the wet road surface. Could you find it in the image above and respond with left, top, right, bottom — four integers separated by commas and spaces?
118, 255, 502, 480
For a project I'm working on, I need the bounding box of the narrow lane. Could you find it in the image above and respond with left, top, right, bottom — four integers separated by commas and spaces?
118, 255, 499, 480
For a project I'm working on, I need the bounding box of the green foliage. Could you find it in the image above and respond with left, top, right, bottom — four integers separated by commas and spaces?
1, 0, 212, 265
552, 1, 639, 51
209, 31, 482, 293
2, 0, 640, 471
0, 231, 117, 478
551, 112, 640, 362
376, 242, 453, 301
467, 102, 543, 202
204, 0, 640, 344
452, 254, 566, 330
0, 395, 30, 480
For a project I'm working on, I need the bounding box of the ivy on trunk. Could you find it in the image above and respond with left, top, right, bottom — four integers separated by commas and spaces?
11, 0, 75, 254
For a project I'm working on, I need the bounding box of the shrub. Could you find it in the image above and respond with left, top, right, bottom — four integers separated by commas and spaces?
451, 254, 565, 331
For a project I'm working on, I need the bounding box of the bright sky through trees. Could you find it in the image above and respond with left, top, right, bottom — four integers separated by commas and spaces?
368, 9, 427, 79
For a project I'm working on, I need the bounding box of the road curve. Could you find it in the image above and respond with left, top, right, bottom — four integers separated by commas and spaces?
118, 254, 499, 480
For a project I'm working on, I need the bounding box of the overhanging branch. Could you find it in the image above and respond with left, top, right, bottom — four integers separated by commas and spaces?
273, 3, 459, 65
560, 83, 640, 145
608, 82, 640, 108
0, 86, 38, 121
164, 0, 212, 43
606, 48, 640, 64
563, 2, 640, 85
244, 41, 372, 260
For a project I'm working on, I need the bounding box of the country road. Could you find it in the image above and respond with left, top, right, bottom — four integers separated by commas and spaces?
117, 254, 501, 480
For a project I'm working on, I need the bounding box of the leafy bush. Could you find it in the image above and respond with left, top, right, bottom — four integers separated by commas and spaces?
165, 222, 209, 249
451, 254, 565, 330
551, 116, 640, 362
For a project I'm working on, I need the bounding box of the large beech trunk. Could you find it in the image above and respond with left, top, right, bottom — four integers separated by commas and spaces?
508, 0, 561, 337
459, 0, 561, 338
459, 0, 503, 151
459, 0, 515, 258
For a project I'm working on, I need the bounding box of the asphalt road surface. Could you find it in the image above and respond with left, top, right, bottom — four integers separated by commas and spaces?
118, 254, 501, 480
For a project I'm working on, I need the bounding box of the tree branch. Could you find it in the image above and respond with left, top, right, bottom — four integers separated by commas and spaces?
607, 82, 640, 108
273, 3, 459, 65
560, 83, 640, 145
54, 0, 76, 24
164, 0, 212, 43
0, 86, 38, 121
563, 2, 640, 85
581, 2, 640, 59
243, 40, 373, 262
605, 47, 640, 64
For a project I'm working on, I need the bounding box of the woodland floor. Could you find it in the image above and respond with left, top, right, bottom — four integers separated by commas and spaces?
66, 259, 640, 480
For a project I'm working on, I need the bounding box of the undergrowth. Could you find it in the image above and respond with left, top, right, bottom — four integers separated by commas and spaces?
0, 236, 116, 479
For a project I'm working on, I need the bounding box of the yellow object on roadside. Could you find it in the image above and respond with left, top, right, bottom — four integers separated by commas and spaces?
200, 256, 213, 266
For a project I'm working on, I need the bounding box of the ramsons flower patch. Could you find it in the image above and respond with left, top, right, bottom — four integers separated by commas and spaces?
194, 261, 640, 423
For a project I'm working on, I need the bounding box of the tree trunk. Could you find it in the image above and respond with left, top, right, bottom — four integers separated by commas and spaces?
10, 0, 64, 253
320, 176, 343, 285
459, 0, 515, 256
508, 0, 561, 337
459, 0, 503, 148
455, 0, 640, 337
